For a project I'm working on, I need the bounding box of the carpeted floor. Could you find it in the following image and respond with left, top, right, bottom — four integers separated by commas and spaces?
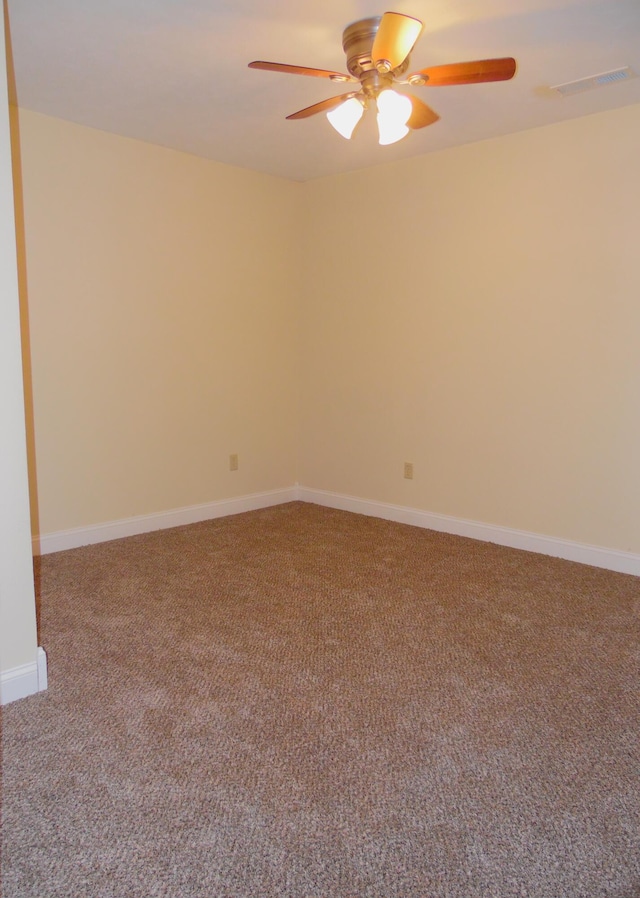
1, 501, 639, 897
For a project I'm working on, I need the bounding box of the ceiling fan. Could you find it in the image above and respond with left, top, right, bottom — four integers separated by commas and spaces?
249, 12, 516, 145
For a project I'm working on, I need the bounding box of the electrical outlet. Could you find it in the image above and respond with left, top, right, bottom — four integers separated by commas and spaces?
404, 461, 414, 480
229, 454, 239, 472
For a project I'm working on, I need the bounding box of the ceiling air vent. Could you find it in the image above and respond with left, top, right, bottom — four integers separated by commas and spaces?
551, 66, 637, 97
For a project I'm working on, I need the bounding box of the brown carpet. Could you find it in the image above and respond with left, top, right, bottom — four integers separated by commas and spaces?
1, 501, 639, 897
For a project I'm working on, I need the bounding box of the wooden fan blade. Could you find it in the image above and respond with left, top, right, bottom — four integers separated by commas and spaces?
411, 57, 517, 86
371, 12, 423, 71
407, 96, 440, 130
248, 61, 354, 82
286, 93, 359, 120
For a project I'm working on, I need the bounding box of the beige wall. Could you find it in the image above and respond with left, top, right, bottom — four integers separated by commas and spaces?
299, 104, 640, 554
16, 102, 640, 558
1, 7, 38, 674
18, 110, 301, 535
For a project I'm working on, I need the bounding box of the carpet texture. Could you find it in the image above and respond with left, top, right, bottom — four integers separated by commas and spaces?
1, 501, 639, 897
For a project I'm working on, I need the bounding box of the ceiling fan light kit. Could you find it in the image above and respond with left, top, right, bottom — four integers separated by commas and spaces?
249, 11, 516, 147
326, 89, 413, 145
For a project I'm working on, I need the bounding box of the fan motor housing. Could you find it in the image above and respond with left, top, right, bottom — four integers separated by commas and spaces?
342, 16, 411, 82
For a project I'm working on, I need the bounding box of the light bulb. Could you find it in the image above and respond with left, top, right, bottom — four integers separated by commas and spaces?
326, 97, 364, 140
376, 89, 412, 146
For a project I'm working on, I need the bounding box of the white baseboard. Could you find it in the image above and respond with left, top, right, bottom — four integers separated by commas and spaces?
33, 487, 300, 555
1, 646, 48, 705
298, 487, 640, 577
31, 484, 640, 576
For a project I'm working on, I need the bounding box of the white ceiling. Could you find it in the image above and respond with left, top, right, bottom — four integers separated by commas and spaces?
6, 0, 640, 182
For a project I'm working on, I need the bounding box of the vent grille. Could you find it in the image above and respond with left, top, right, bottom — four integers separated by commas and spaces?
551, 66, 637, 96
